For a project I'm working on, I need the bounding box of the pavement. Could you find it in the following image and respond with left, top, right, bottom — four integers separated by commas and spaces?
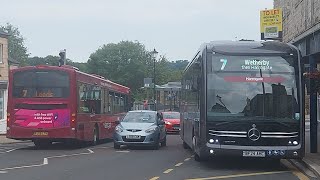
303, 116, 320, 178
0, 135, 29, 144
0, 134, 317, 180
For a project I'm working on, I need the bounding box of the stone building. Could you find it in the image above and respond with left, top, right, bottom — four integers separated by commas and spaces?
0, 30, 9, 134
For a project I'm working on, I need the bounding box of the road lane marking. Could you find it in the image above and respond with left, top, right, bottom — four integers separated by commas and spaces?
175, 163, 183, 167
184, 158, 191, 161
5, 148, 19, 153
149, 177, 160, 180
116, 150, 130, 153
185, 171, 290, 180
282, 159, 310, 180
43, 158, 48, 165
0, 148, 94, 172
163, 169, 174, 174
0, 171, 7, 173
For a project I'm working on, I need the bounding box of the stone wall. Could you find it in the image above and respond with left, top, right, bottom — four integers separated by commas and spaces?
274, 0, 320, 43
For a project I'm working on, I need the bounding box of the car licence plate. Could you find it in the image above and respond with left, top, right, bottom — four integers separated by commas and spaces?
33, 132, 48, 136
243, 151, 265, 157
126, 135, 141, 139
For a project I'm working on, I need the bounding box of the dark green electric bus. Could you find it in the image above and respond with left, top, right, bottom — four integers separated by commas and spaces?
180, 41, 304, 161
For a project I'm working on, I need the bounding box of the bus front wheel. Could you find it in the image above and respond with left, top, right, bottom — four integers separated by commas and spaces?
183, 141, 189, 149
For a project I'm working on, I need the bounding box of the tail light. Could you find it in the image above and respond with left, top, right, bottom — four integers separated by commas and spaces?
71, 113, 76, 127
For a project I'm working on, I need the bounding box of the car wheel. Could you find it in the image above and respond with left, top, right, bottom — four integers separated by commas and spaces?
183, 141, 189, 149
153, 136, 160, 150
161, 136, 167, 147
113, 142, 120, 149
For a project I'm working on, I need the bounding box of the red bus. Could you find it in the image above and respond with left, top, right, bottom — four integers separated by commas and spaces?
6, 65, 130, 147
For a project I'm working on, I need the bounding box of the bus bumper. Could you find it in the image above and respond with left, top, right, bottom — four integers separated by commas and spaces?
6, 126, 76, 141
202, 143, 303, 159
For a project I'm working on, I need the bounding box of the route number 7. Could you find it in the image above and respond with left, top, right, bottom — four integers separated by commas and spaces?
220, 59, 228, 70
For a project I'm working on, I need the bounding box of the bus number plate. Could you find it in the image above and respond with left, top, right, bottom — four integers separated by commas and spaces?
33, 132, 48, 136
243, 151, 265, 157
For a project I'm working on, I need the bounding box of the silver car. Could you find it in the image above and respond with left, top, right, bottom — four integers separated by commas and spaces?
113, 110, 166, 149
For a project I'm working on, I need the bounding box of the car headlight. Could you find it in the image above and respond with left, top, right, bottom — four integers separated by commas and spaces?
165, 121, 171, 125
145, 127, 157, 133
115, 126, 123, 133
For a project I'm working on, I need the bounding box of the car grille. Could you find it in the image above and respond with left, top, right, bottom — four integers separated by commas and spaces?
126, 129, 142, 132
173, 124, 180, 128
122, 136, 146, 142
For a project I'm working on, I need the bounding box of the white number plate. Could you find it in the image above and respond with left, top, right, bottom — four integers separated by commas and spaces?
126, 135, 141, 139
243, 151, 265, 157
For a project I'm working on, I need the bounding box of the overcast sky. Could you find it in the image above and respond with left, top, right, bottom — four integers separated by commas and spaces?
0, 0, 273, 62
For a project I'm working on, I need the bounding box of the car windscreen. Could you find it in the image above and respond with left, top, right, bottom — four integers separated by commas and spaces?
122, 112, 156, 123
13, 70, 70, 98
163, 113, 180, 119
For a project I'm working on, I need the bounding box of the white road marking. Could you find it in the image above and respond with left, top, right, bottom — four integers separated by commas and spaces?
0, 149, 94, 172
175, 163, 183, 167
116, 150, 130, 153
0, 171, 7, 173
43, 158, 48, 165
5, 148, 19, 153
163, 169, 174, 174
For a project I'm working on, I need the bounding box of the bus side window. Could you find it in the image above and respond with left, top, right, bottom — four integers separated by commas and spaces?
109, 92, 114, 114
104, 89, 109, 114
78, 83, 90, 113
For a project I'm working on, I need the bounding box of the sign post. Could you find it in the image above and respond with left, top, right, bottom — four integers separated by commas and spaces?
260, 8, 283, 40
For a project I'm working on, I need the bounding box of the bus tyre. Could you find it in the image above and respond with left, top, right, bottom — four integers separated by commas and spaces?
194, 153, 203, 162
183, 141, 189, 149
161, 136, 167, 147
34, 140, 51, 148
114, 142, 120, 149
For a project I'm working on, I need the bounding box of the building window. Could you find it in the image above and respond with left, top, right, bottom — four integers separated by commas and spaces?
0, 44, 3, 63
0, 90, 4, 119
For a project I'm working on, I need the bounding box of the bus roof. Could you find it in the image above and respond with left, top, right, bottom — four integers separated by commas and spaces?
10, 65, 130, 94
202, 41, 297, 56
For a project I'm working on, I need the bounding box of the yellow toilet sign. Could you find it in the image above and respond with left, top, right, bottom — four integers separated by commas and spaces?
260, 8, 283, 40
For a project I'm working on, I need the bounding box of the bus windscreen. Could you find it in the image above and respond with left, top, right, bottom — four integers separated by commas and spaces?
13, 70, 70, 98
207, 55, 299, 122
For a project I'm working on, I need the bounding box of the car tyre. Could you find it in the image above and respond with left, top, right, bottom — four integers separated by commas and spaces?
161, 136, 167, 147
153, 137, 160, 150
114, 142, 120, 149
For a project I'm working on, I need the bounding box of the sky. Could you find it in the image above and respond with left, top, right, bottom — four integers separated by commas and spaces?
0, 0, 273, 62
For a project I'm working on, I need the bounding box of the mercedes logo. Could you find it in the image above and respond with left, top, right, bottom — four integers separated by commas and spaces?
247, 124, 260, 141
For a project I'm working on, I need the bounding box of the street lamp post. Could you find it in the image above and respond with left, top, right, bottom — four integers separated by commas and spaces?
151, 48, 158, 111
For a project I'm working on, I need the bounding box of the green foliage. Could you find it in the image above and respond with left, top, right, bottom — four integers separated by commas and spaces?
87, 40, 189, 100
87, 41, 151, 91
0, 23, 29, 65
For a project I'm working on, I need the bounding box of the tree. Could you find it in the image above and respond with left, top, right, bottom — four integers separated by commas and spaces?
0, 23, 29, 64
87, 41, 151, 92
